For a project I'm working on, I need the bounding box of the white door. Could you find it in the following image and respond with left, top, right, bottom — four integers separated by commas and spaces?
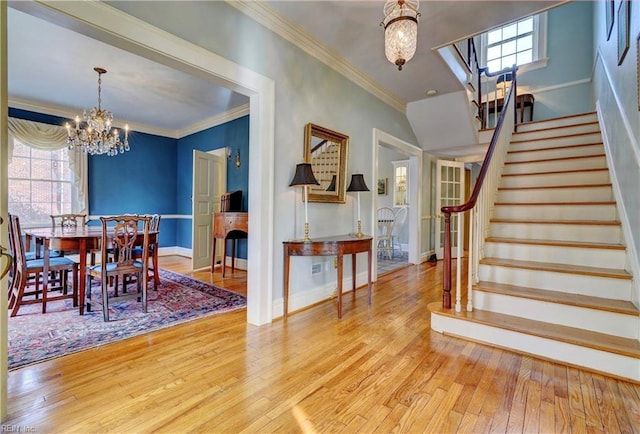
192, 150, 226, 270
435, 160, 465, 259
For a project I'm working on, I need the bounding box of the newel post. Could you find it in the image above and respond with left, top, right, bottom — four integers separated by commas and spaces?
442, 211, 452, 309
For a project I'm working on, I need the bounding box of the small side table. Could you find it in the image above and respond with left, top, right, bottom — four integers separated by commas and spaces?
283, 234, 373, 319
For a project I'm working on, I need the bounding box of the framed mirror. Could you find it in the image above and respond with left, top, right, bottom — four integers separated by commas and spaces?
304, 123, 349, 203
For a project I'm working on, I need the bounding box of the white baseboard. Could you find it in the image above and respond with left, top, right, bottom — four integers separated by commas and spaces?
272, 270, 371, 319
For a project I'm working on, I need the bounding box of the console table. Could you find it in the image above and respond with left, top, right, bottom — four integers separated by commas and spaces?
283, 234, 373, 319
212, 212, 248, 277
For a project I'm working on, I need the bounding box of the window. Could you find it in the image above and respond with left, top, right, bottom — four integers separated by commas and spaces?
482, 13, 547, 73
392, 161, 408, 207
7, 117, 88, 227
8, 140, 80, 226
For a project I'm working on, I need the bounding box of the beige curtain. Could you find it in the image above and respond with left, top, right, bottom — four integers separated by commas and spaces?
7, 117, 88, 213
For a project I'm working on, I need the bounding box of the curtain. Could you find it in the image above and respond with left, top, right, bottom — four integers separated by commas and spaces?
7, 117, 88, 213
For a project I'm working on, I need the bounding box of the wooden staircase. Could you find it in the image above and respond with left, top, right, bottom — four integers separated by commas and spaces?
430, 112, 640, 382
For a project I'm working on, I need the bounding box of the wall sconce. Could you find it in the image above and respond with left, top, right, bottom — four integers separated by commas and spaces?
225, 147, 241, 168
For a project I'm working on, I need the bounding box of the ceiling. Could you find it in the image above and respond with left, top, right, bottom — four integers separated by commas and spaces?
7, 1, 564, 139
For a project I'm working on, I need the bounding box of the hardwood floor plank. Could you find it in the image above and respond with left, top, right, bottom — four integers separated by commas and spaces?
4, 255, 640, 432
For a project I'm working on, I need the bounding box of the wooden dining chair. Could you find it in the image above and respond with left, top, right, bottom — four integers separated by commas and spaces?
86, 215, 151, 322
8, 214, 79, 317
133, 214, 161, 290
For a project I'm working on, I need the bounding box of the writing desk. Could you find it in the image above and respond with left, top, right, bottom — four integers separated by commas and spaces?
283, 234, 372, 319
212, 212, 248, 277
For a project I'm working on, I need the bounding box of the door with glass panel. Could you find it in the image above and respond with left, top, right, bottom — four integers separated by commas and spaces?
435, 160, 465, 259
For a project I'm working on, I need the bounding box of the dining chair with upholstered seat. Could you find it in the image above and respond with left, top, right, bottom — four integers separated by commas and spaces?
86, 215, 151, 322
50, 213, 87, 257
376, 207, 395, 259
8, 214, 79, 317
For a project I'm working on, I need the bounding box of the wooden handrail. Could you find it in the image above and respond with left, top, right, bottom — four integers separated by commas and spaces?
440, 65, 518, 309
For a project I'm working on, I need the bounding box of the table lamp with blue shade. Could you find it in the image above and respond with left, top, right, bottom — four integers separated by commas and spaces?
289, 163, 319, 242
346, 174, 370, 238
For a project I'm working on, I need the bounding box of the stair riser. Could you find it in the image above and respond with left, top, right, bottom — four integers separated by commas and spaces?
484, 242, 627, 268
506, 144, 604, 162
430, 313, 640, 382
515, 114, 598, 132
489, 222, 621, 243
509, 133, 602, 151
473, 291, 639, 339
497, 186, 614, 203
477, 265, 632, 299
503, 156, 607, 174
513, 125, 601, 142
493, 204, 618, 221
500, 170, 610, 188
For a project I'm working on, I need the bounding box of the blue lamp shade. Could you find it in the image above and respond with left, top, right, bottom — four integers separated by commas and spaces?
346, 174, 369, 192
289, 163, 319, 187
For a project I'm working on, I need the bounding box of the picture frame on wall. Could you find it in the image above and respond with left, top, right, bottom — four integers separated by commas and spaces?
617, 0, 630, 65
606, 0, 614, 41
377, 178, 388, 195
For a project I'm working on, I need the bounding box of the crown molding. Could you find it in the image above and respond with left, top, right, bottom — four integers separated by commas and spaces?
9, 97, 250, 139
177, 103, 250, 138
228, 1, 406, 113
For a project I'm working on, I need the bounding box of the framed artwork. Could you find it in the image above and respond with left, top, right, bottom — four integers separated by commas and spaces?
617, 0, 630, 65
637, 33, 640, 110
606, 0, 614, 41
377, 178, 388, 195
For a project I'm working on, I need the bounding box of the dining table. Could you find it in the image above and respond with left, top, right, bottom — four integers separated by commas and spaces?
24, 226, 159, 315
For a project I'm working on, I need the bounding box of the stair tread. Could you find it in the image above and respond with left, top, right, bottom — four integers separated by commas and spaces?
510, 130, 601, 145
502, 167, 608, 177
481, 113, 597, 133
485, 236, 626, 250
490, 218, 620, 226
505, 153, 605, 164
473, 281, 639, 316
494, 201, 615, 206
498, 183, 611, 191
429, 302, 640, 359
480, 257, 632, 280
508, 142, 603, 154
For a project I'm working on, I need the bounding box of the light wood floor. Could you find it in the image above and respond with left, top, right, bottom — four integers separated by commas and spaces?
4, 255, 640, 432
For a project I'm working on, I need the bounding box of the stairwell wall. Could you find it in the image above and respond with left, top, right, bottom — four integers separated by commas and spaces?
592, 1, 640, 308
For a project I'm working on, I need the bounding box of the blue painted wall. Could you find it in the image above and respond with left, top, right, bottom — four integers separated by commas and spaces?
176, 115, 249, 257
9, 108, 250, 258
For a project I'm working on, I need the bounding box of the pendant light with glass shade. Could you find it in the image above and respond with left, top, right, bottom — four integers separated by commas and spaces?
380, 0, 420, 71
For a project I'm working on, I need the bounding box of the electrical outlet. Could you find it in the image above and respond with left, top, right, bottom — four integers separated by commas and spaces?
311, 263, 322, 275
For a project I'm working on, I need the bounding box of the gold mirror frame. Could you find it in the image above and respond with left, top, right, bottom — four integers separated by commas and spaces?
304, 123, 349, 203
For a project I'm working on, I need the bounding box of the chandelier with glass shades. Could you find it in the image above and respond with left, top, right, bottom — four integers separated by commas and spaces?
381, 0, 420, 71
66, 67, 129, 156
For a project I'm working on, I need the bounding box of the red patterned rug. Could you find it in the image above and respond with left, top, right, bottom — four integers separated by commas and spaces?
8, 268, 246, 370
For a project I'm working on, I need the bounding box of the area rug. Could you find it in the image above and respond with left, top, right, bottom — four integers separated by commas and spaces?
7, 268, 246, 370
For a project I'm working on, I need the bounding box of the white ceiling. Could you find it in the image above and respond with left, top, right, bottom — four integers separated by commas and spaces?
7, 1, 564, 139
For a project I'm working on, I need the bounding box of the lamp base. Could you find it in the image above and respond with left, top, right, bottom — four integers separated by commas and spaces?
355, 220, 364, 238
303, 222, 312, 242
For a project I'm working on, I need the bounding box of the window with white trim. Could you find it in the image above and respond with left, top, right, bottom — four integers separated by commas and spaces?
482, 13, 547, 73
8, 140, 81, 227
